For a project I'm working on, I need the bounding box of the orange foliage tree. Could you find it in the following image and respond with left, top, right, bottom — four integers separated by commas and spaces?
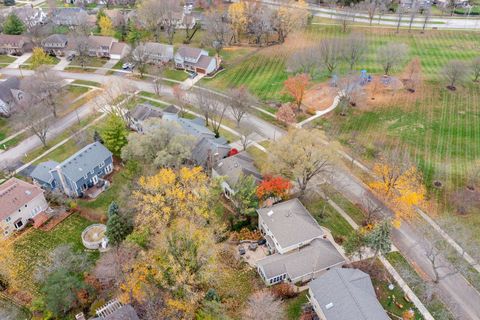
283, 73, 310, 111
256, 175, 292, 202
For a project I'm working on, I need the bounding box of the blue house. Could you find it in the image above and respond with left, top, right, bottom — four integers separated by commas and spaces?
30, 142, 114, 198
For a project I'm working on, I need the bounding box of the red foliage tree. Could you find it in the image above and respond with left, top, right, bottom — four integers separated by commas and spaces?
276, 103, 296, 125
283, 73, 310, 111
256, 175, 292, 202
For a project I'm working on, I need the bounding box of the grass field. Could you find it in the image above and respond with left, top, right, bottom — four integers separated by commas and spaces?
0, 55, 16, 64
10, 214, 98, 295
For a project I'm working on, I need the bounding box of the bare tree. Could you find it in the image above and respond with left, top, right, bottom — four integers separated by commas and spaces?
172, 84, 188, 116
94, 79, 135, 123
395, 5, 407, 33
422, 4, 431, 32
228, 86, 256, 127
243, 290, 285, 320
442, 60, 468, 90
342, 32, 367, 71
319, 38, 343, 75
377, 43, 408, 76
131, 43, 150, 77
270, 0, 309, 43
246, 3, 272, 46
136, 0, 163, 41
151, 65, 164, 96
471, 56, 480, 82
195, 89, 228, 136
337, 3, 357, 33
338, 73, 365, 113
359, 0, 380, 25
70, 32, 90, 69
160, 0, 179, 45
14, 100, 52, 148
405, 57, 422, 92
203, 6, 232, 55
238, 124, 255, 151
20, 66, 65, 118
287, 46, 323, 78
360, 195, 384, 225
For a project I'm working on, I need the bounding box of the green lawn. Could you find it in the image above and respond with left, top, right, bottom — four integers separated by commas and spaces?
11, 214, 98, 295
0, 55, 16, 64
386, 252, 455, 319
0, 117, 11, 141
71, 80, 102, 87
163, 68, 189, 82
21, 56, 60, 69
66, 57, 109, 71
285, 292, 308, 320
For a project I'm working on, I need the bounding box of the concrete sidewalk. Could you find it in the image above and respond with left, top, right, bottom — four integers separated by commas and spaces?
6, 53, 32, 69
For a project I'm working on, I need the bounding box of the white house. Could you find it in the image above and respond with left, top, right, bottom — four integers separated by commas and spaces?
133, 42, 174, 64
174, 46, 218, 75
0, 178, 49, 237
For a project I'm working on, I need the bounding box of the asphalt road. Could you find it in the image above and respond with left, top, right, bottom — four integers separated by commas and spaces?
2, 67, 480, 319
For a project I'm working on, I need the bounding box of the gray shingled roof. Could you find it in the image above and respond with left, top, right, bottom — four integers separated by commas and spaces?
257, 238, 345, 280
177, 46, 203, 60
130, 103, 163, 121
308, 268, 390, 320
175, 117, 215, 140
143, 42, 174, 58
42, 34, 68, 47
214, 151, 262, 187
58, 142, 112, 182
192, 136, 230, 167
257, 199, 324, 249
30, 160, 59, 183
0, 77, 20, 104
196, 55, 215, 69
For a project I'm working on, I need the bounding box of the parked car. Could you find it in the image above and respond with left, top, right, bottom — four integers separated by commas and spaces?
66, 53, 76, 62
122, 62, 135, 70
249, 243, 258, 251
238, 247, 246, 255
188, 71, 197, 79
257, 238, 267, 246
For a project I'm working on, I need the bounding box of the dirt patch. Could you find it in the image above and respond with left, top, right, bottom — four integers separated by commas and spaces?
303, 82, 337, 111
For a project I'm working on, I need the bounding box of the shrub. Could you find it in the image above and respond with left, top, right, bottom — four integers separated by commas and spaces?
272, 283, 297, 299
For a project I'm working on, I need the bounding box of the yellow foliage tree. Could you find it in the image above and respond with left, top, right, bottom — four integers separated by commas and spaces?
30, 47, 55, 70
99, 15, 114, 36
133, 167, 212, 233
0, 238, 21, 291
369, 156, 426, 221
228, 1, 247, 43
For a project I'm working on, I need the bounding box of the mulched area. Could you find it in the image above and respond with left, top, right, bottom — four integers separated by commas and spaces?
38, 210, 71, 232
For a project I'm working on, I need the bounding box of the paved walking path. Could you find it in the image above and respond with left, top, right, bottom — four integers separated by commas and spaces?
297, 95, 341, 128
6, 53, 31, 69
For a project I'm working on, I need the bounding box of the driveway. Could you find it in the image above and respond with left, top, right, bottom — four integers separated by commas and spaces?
95, 59, 120, 75
180, 73, 205, 90
6, 53, 32, 69
52, 58, 70, 71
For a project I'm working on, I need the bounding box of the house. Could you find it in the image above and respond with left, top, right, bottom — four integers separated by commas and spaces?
256, 198, 345, 286
30, 142, 114, 197
308, 268, 390, 320
0, 77, 22, 117
174, 46, 218, 75
171, 10, 196, 29
87, 35, 129, 59
51, 8, 89, 26
192, 136, 231, 169
133, 42, 174, 64
0, 34, 32, 55
0, 178, 49, 237
212, 151, 262, 198
128, 103, 165, 132
12, 6, 47, 27
42, 34, 68, 57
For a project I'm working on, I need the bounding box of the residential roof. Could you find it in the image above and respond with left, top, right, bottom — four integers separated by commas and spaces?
214, 151, 262, 187
130, 103, 163, 122
0, 77, 20, 104
0, 178, 44, 220
175, 117, 215, 139
257, 198, 324, 249
110, 42, 128, 55
88, 35, 115, 49
196, 55, 215, 69
163, 104, 180, 114
42, 34, 68, 46
308, 268, 389, 320
30, 160, 59, 183
143, 42, 174, 58
0, 34, 29, 47
257, 238, 345, 281
177, 46, 203, 60
57, 142, 112, 182
192, 136, 230, 167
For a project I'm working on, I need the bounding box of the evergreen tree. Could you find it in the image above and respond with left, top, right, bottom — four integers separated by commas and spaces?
3, 13, 25, 35
107, 201, 119, 218
93, 130, 104, 144
106, 212, 131, 247
101, 114, 128, 157
366, 219, 392, 267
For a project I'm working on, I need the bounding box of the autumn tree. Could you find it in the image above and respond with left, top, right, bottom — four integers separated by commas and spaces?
101, 114, 129, 156
369, 148, 426, 220
98, 15, 114, 36
377, 43, 408, 76
270, 0, 309, 43
30, 47, 55, 70
442, 59, 468, 90
121, 118, 196, 168
256, 175, 292, 202
276, 103, 296, 125
268, 129, 331, 194
203, 5, 232, 54
246, 2, 273, 46
228, 86, 256, 126
0, 239, 19, 291
244, 290, 285, 320
229, 1, 247, 43
132, 167, 212, 233
284, 73, 310, 111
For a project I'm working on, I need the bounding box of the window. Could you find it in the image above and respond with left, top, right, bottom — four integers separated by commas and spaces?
5, 217, 11, 223
99, 161, 105, 168
84, 174, 88, 179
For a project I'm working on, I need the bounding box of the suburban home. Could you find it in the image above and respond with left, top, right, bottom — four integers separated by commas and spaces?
192, 136, 231, 169
12, 6, 47, 27
30, 142, 114, 198
212, 151, 262, 198
42, 34, 68, 56
51, 8, 89, 26
308, 268, 390, 320
0, 34, 32, 55
171, 10, 196, 29
87, 35, 129, 59
128, 103, 165, 132
256, 198, 345, 286
133, 42, 174, 64
0, 77, 23, 117
0, 177, 49, 237
174, 46, 219, 75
